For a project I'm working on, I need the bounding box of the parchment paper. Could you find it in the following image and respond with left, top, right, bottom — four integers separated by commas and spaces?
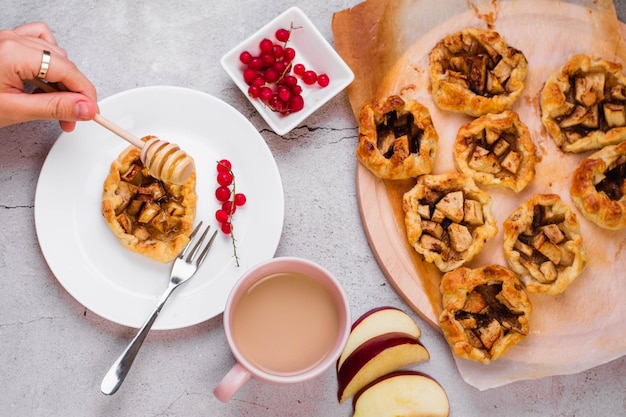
333, 0, 626, 389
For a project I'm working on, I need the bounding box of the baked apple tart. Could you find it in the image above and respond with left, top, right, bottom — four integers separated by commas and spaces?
102, 138, 197, 263
439, 265, 531, 364
570, 141, 626, 229
540, 54, 626, 153
402, 173, 498, 272
429, 28, 528, 117
356, 95, 438, 179
453, 110, 536, 192
503, 194, 587, 294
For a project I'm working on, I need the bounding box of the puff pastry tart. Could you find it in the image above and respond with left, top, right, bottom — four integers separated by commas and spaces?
540, 54, 626, 153
453, 110, 536, 192
503, 194, 588, 294
402, 172, 498, 272
429, 28, 528, 117
356, 95, 438, 179
570, 141, 626, 229
439, 265, 532, 364
102, 139, 197, 263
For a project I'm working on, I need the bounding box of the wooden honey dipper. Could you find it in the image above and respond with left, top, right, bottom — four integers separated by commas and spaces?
29, 79, 194, 185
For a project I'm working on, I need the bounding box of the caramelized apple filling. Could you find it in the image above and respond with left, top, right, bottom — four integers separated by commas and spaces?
403, 173, 497, 272
439, 33, 516, 98
595, 155, 626, 201
114, 161, 186, 241
376, 110, 422, 159
356, 95, 438, 179
454, 110, 536, 192
439, 265, 531, 363
454, 282, 525, 352
102, 145, 196, 263
541, 55, 626, 152
556, 71, 626, 144
504, 194, 587, 294
429, 28, 527, 117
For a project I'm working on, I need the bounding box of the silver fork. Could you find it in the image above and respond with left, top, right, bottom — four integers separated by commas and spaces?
100, 221, 217, 395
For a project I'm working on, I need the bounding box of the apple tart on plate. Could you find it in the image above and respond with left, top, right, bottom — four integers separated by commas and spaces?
429, 28, 528, 117
453, 110, 536, 192
402, 172, 498, 272
356, 95, 438, 179
570, 141, 626, 230
102, 138, 197, 263
540, 54, 626, 153
439, 265, 531, 364
503, 194, 587, 294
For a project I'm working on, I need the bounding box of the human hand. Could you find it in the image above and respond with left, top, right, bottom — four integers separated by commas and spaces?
0, 22, 98, 132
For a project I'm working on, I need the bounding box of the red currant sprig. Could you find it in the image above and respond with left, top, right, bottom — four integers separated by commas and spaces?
239, 24, 331, 116
215, 159, 246, 266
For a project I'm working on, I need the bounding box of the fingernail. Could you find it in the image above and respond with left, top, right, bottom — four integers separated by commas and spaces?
76, 101, 91, 120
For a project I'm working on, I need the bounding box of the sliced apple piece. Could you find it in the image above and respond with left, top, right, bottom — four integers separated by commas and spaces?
337, 307, 422, 371
352, 371, 450, 417
337, 332, 430, 402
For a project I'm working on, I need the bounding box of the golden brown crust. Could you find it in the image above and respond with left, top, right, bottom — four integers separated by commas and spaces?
570, 141, 626, 229
540, 54, 626, 153
439, 265, 532, 364
356, 95, 438, 179
453, 110, 536, 192
402, 172, 498, 272
102, 141, 197, 263
429, 28, 528, 117
503, 194, 588, 294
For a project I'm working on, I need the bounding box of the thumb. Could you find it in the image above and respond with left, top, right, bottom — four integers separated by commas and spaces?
29, 91, 99, 122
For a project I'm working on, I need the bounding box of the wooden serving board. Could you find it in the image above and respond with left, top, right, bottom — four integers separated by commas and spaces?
354, 3, 626, 332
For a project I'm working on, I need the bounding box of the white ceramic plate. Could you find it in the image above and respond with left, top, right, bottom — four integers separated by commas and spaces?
34, 86, 284, 330
221, 6, 354, 135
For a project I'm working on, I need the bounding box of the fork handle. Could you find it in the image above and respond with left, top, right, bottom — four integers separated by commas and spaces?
100, 284, 176, 395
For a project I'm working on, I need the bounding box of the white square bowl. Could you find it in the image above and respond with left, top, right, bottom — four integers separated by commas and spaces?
220, 6, 355, 136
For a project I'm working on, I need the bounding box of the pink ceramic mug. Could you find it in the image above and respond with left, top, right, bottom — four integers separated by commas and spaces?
213, 257, 351, 402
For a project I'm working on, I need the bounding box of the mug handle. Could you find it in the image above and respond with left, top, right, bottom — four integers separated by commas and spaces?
214, 362, 252, 402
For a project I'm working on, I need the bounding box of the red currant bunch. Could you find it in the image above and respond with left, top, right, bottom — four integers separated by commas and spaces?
214, 159, 246, 236
239, 25, 331, 116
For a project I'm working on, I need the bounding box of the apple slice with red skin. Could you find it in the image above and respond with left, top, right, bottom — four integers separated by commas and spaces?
337, 332, 430, 402
337, 306, 422, 371
352, 371, 450, 417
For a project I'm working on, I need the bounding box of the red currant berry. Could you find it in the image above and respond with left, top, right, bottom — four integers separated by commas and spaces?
275, 28, 290, 43
215, 209, 229, 224
317, 73, 330, 87
302, 70, 317, 85
243, 68, 257, 84
217, 171, 234, 187
222, 201, 236, 214
291, 84, 302, 95
289, 94, 304, 112
278, 87, 291, 102
260, 86, 273, 102
259, 38, 273, 54
272, 44, 284, 58
215, 186, 231, 202
284, 47, 296, 61
239, 51, 252, 65
248, 57, 263, 70
293, 63, 305, 76
234, 193, 247, 206
273, 61, 287, 73
261, 53, 275, 67
221, 222, 232, 234
284, 75, 297, 87
217, 159, 232, 172
263, 68, 279, 83
248, 85, 260, 98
